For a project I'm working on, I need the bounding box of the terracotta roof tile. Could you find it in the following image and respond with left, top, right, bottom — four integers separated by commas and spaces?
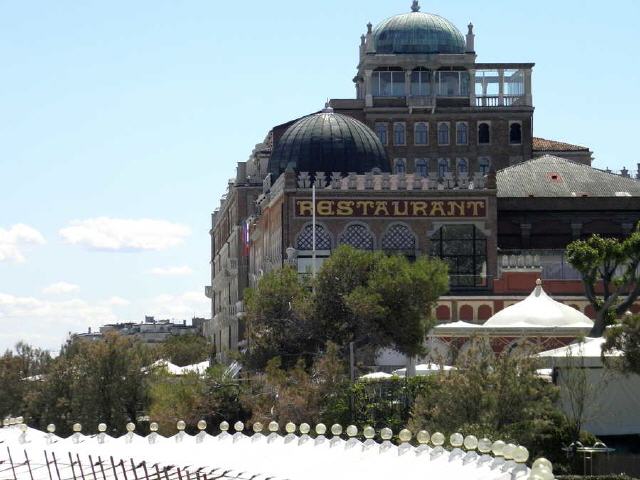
533, 137, 589, 152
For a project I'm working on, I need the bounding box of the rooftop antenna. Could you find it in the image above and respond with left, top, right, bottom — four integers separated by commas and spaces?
411, 0, 420, 12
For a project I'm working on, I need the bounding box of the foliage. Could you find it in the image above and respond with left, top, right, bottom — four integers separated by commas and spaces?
244, 247, 448, 370
566, 225, 640, 336
604, 313, 640, 374
243, 266, 315, 370
242, 342, 349, 425
408, 340, 572, 467
148, 364, 250, 435
28, 332, 152, 436
0, 342, 51, 418
160, 334, 211, 367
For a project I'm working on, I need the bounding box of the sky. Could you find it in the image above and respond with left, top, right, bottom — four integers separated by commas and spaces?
1, 0, 639, 352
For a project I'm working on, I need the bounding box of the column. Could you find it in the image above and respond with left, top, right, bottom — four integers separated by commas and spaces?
405, 69, 412, 101
469, 69, 476, 107
364, 70, 373, 107
524, 69, 533, 106
498, 69, 505, 106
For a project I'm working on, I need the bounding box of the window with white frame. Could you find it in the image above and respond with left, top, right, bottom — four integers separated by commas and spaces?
393, 123, 406, 145
437, 123, 450, 145
436, 70, 470, 96
415, 158, 428, 177
375, 123, 388, 145
456, 122, 468, 145
414, 122, 428, 145
394, 158, 406, 174
411, 68, 431, 96
372, 68, 405, 97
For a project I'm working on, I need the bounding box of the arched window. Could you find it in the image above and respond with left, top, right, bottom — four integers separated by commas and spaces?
415, 158, 428, 177
414, 122, 428, 145
510, 122, 522, 144
478, 123, 491, 144
437, 123, 450, 145
478, 156, 491, 175
457, 158, 468, 175
393, 123, 406, 145
411, 68, 431, 96
394, 158, 406, 174
382, 224, 416, 252
438, 158, 449, 177
456, 122, 468, 145
372, 67, 405, 97
296, 224, 331, 250
339, 224, 374, 250
429, 224, 487, 288
375, 123, 388, 145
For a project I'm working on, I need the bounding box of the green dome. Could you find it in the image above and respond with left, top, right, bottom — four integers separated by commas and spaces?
269, 111, 389, 177
373, 11, 465, 54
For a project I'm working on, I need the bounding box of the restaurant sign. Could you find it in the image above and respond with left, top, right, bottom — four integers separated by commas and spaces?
294, 198, 487, 218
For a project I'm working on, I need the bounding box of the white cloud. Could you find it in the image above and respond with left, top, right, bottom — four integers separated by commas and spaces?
149, 265, 193, 276
43, 281, 79, 295
148, 290, 209, 319
59, 217, 190, 251
0, 224, 45, 262
104, 296, 130, 307
0, 292, 118, 351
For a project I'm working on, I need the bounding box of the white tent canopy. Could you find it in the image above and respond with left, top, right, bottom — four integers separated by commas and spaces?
0, 424, 531, 480
392, 363, 455, 376
484, 280, 593, 329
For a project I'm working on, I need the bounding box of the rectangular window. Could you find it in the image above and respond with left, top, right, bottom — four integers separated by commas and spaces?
394, 158, 406, 174
372, 71, 406, 97
375, 123, 388, 145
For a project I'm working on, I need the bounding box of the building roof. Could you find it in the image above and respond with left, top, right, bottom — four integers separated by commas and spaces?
484, 280, 593, 329
372, 6, 465, 54
497, 155, 640, 197
532, 137, 589, 152
269, 110, 389, 177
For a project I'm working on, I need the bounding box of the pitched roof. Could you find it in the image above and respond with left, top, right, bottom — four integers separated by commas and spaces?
533, 137, 589, 152
497, 155, 640, 197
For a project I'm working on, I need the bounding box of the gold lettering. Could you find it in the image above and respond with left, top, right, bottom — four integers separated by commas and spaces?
430, 201, 446, 217
317, 200, 334, 216
465, 200, 485, 217
336, 200, 354, 216
356, 201, 375, 215
297, 200, 313, 216
412, 201, 428, 216
392, 201, 408, 216
447, 201, 465, 217
373, 201, 390, 216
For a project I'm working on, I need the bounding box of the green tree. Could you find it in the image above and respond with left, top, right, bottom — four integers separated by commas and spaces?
244, 266, 315, 369
0, 342, 51, 418
161, 334, 211, 367
314, 246, 449, 358
566, 225, 640, 336
604, 313, 640, 374
30, 332, 152, 436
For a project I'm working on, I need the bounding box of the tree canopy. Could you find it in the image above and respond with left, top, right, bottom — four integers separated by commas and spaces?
244, 246, 449, 370
566, 225, 640, 336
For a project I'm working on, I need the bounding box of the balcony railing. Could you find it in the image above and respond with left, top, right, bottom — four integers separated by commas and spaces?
499, 249, 581, 280
475, 95, 528, 107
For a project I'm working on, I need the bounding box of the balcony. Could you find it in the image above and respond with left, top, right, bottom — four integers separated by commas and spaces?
499, 250, 581, 281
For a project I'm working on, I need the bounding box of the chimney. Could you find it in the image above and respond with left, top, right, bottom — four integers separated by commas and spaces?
88, 326, 92, 334
621, 166, 630, 178
466, 23, 475, 53
236, 162, 247, 183
636, 163, 640, 179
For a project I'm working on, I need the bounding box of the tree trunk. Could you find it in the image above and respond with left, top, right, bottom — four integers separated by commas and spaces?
589, 310, 607, 337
